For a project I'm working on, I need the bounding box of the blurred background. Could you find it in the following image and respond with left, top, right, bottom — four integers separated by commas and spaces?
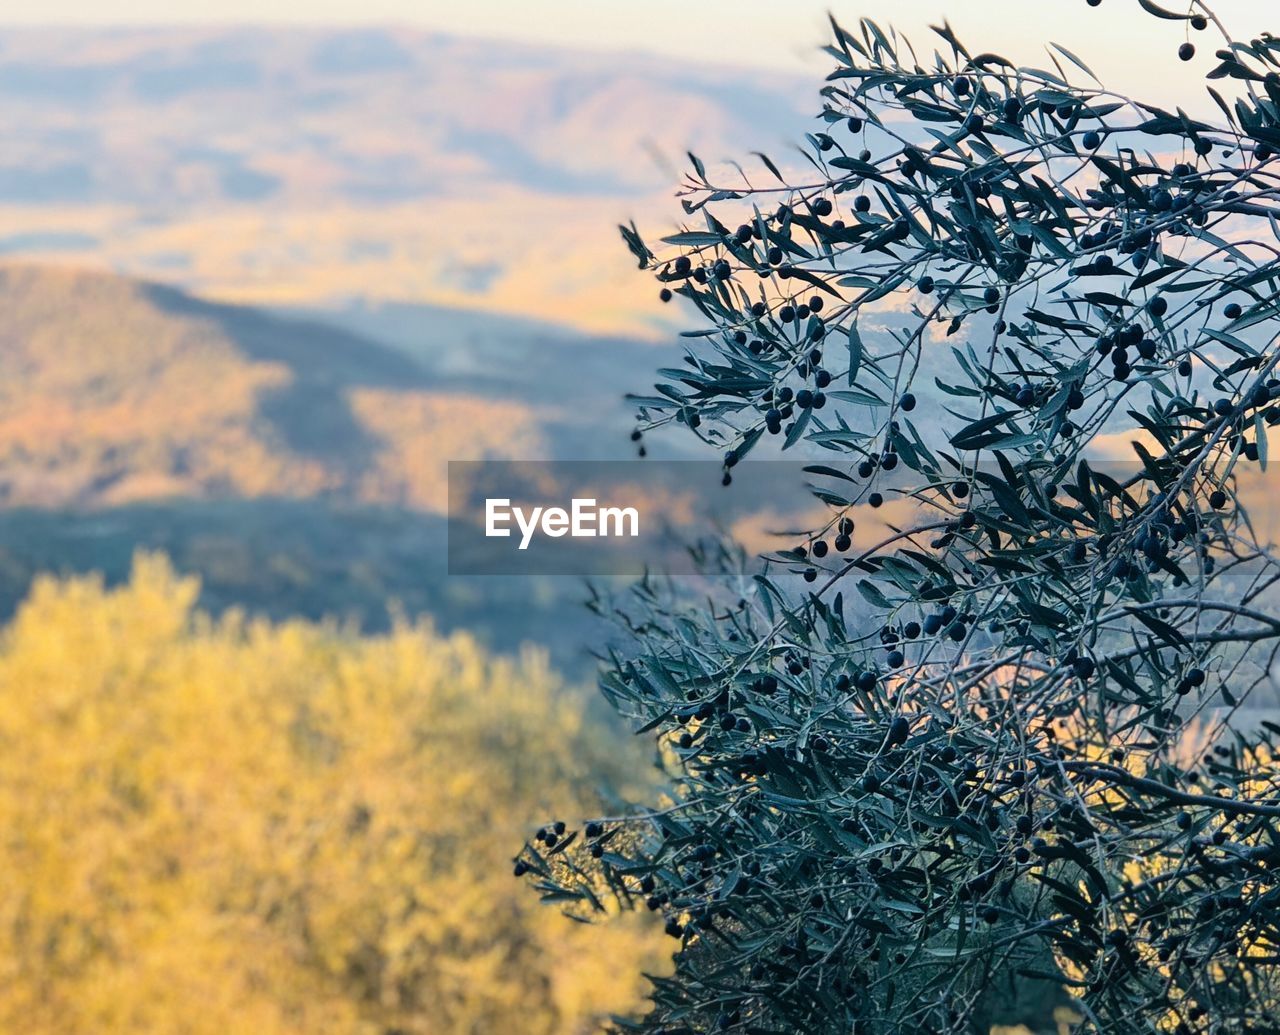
0, 1, 1276, 1032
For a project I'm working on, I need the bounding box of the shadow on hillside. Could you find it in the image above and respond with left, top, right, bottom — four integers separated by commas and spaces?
271, 298, 701, 462
143, 282, 436, 477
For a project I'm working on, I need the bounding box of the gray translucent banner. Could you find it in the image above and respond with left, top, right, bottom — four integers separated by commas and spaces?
447, 458, 1278, 576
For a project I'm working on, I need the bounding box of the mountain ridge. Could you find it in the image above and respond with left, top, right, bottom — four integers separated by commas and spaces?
0, 25, 814, 335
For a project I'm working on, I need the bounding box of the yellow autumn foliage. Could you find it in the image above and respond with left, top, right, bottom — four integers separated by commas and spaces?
0, 553, 666, 1033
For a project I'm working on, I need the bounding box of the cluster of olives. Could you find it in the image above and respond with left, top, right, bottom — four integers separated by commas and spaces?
924, 603, 976, 643
1096, 319, 1162, 383
670, 681, 758, 747
664, 252, 734, 287
1084, 296, 1259, 400
749, 672, 779, 695
851, 606, 982, 668
628, 426, 648, 458
574, 820, 608, 859
1212, 372, 1280, 458
834, 669, 879, 694
1176, 666, 1207, 697
793, 511, 875, 578
809, 515, 856, 559
1119, 485, 1239, 592
718, 292, 832, 443
529, 819, 567, 853
759, 383, 825, 439
1058, 645, 1097, 681
1096, 168, 1216, 258
512, 817, 590, 874
775, 293, 824, 325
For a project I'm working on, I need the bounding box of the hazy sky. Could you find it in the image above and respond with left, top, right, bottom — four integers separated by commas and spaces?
2, 1, 1276, 113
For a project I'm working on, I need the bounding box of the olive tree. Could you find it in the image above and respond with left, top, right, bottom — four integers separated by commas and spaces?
518, 3, 1280, 1032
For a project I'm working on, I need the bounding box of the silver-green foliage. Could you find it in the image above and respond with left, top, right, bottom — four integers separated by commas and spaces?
522, 5, 1280, 1032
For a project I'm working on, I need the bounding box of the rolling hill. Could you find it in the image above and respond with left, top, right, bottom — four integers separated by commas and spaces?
0, 263, 681, 667
0, 264, 550, 510
0, 264, 684, 510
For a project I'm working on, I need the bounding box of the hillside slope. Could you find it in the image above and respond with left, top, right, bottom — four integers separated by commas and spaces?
0, 264, 544, 510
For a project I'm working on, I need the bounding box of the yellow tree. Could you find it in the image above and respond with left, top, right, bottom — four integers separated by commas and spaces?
0, 553, 666, 1034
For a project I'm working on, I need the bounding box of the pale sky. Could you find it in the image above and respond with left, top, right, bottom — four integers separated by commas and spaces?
1, 1, 1276, 114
